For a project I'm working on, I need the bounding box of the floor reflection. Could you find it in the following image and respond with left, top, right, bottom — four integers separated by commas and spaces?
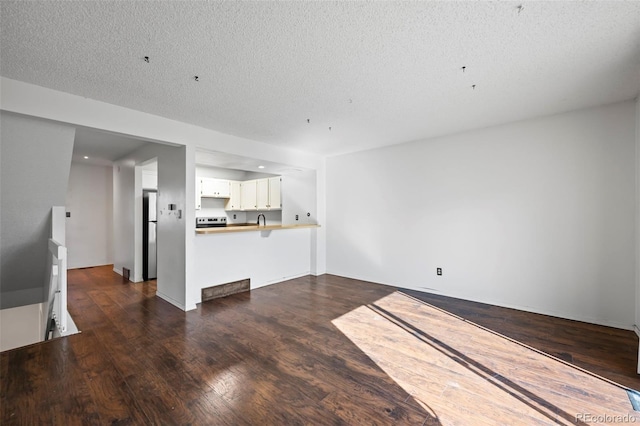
332, 292, 638, 425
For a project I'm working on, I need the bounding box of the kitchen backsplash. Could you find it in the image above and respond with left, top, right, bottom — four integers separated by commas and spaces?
245, 211, 281, 225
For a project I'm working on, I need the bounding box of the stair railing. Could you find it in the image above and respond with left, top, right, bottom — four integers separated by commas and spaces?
43, 206, 67, 339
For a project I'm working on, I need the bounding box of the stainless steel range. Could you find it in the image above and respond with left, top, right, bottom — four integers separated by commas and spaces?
196, 216, 227, 228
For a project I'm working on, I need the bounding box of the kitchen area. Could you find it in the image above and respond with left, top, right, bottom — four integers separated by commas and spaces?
191, 150, 321, 306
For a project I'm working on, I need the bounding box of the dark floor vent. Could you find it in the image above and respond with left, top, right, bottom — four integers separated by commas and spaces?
202, 279, 250, 302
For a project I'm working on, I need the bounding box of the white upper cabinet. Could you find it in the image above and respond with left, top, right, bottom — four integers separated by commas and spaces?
255, 177, 282, 210
240, 180, 257, 211
201, 178, 230, 198
256, 179, 269, 210
198, 175, 282, 211
225, 181, 242, 211
267, 177, 281, 210
195, 178, 202, 210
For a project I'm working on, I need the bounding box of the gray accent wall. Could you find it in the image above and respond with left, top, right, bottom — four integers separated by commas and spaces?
0, 112, 75, 309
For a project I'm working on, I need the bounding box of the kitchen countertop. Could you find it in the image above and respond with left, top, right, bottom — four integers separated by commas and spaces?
195, 223, 320, 234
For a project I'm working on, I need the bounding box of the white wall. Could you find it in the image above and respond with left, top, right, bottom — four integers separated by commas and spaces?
635, 96, 640, 337
0, 78, 324, 312
635, 96, 640, 373
113, 144, 187, 309
193, 229, 312, 303
66, 162, 113, 269
0, 78, 320, 170
311, 158, 327, 275
113, 159, 136, 278
327, 101, 636, 330
142, 170, 157, 189
0, 303, 43, 351
0, 112, 75, 309
282, 170, 317, 226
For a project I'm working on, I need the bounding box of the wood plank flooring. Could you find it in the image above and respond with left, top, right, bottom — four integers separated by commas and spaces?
1, 266, 638, 425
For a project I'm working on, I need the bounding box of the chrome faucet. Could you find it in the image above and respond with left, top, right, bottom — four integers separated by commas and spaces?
257, 214, 266, 226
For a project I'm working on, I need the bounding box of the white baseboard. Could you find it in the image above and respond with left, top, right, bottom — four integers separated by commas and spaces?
452, 295, 634, 331
328, 272, 634, 331
156, 291, 186, 311
67, 263, 113, 270
253, 271, 311, 290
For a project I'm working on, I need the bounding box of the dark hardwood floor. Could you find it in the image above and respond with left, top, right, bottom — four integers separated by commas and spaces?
1, 266, 638, 425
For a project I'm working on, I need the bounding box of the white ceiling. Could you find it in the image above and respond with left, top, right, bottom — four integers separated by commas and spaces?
1, 1, 639, 157
72, 127, 150, 166
196, 150, 305, 175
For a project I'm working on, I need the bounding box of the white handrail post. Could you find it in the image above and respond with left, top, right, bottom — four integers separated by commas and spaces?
44, 207, 69, 338
57, 245, 67, 333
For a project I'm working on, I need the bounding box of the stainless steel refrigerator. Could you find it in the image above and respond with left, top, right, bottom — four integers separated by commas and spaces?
143, 190, 157, 281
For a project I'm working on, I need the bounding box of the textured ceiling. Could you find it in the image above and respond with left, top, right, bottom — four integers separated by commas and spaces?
1, 1, 639, 157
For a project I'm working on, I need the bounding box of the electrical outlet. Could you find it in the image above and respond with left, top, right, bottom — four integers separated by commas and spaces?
437, 268, 442, 276
295, 215, 299, 221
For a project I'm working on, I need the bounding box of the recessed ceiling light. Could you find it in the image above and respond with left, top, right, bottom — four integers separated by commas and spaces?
83, 156, 89, 159
258, 165, 265, 169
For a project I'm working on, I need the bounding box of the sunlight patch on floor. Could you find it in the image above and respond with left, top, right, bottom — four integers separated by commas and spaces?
332, 292, 638, 425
